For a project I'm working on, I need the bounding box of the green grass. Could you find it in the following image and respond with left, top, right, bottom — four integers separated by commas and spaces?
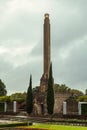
18, 123, 87, 130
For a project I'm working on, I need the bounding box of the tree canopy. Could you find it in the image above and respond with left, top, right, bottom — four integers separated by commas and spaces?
54, 83, 83, 96
0, 79, 7, 96
10, 92, 26, 101
77, 96, 87, 102
0, 92, 26, 102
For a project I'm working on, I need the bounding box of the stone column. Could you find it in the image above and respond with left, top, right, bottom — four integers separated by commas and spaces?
78, 102, 82, 115
44, 13, 50, 76
13, 101, 16, 112
40, 13, 51, 92
63, 102, 67, 115
4, 102, 7, 112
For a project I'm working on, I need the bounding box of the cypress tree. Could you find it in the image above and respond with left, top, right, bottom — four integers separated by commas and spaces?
47, 63, 54, 115
26, 75, 33, 114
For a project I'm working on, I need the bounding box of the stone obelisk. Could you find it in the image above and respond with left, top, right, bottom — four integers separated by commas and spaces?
40, 13, 50, 92
44, 13, 50, 76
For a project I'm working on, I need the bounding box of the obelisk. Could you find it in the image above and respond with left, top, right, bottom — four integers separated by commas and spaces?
40, 13, 50, 92
44, 13, 50, 76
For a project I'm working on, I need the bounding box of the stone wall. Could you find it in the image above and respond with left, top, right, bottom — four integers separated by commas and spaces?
67, 100, 78, 115
54, 93, 70, 114
33, 92, 71, 115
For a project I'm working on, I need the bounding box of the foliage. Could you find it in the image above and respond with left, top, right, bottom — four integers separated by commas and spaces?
0, 79, 7, 96
54, 84, 83, 96
54, 84, 70, 93
71, 89, 83, 96
77, 96, 87, 102
10, 92, 26, 102
0, 96, 10, 102
85, 89, 87, 95
33, 86, 39, 93
66, 96, 77, 102
0, 122, 30, 128
26, 75, 33, 114
0, 92, 26, 102
47, 63, 54, 115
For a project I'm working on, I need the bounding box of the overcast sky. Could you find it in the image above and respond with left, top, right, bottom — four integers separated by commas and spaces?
0, 0, 87, 95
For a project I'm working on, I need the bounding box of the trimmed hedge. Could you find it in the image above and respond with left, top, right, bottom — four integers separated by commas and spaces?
0, 122, 32, 128
78, 96, 87, 102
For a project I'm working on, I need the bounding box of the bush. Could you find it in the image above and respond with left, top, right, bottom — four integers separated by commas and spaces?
0, 122, 32, 128
0, 96, 10, 102
77, 96, 87, 102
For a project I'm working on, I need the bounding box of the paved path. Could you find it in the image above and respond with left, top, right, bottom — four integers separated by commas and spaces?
0, 115, 53, 123
0, 115, 87, 126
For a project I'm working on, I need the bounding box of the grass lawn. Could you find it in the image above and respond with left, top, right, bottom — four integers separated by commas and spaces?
18, 123, 87, 130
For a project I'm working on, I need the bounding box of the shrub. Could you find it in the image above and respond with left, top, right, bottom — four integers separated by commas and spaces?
77, 96, 87, 102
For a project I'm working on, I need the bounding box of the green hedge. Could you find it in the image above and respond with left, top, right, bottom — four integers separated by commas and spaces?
78, 96, 87, 102
0, 94, 26, 102
0, 96, 10, 102
0, 122, 32, 128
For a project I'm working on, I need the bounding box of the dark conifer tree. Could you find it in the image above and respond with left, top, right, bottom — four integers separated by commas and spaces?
0, 79, 7, 96
47, 63, 54, 115
26, 75, 33, 114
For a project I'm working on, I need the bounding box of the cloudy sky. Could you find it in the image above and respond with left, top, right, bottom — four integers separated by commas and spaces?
0, 0, 87, 95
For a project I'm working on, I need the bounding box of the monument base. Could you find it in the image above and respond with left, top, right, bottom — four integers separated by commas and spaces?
40, 73, 48, 93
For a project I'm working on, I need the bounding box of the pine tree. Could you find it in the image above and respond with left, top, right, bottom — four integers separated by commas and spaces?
47, 63, 54, 115
85, 89, 87, 95
26, 75, 33, 114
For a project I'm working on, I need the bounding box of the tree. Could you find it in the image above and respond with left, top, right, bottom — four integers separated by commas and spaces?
0, 79, 7, 96
10, 92, 26, 102
0, 96, 10, 102
54, 84, 83, 96
85, 89, 87, 95
70, 89, 83, 97
47, 63, 54, 115
77, 96, 87, 102
26, 75, 33, 114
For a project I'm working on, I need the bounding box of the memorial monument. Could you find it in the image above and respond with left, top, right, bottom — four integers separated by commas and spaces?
33, 13, 70, 115
33, 13, 51, 115
40, 13, 51, 93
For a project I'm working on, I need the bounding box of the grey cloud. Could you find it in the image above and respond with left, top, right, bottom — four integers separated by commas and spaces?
0, 59, 13, 74
6, 58, 43, 94
0, 14, 41, 42
52, 37, 87, 92
0, 0, 87, 94
52, 11, 87, 51
52, 0, 87, 42
30, 40, 43, 57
